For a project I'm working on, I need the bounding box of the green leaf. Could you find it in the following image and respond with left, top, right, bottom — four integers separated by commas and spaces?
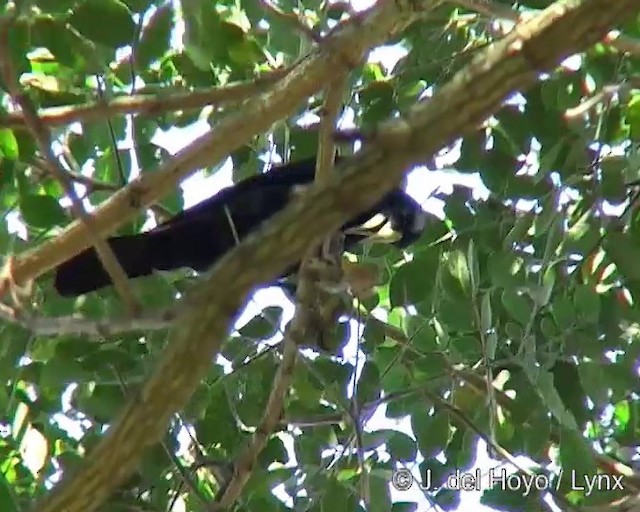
0, 129, 18, 161
237, 306, 282, 340
534, 369, 578, 430
468, 240, 479, 293
135, 3, 174, 68
201, 388, 241, 447
551, 361, 589, 428
605, 231, 640, 280
434, 487, 460, 510
480, 292, 492, 335
536, 139, 564, 183
387, 431, 417, 463
601, 155, 627, 202
74, 384, 125, 423
557, 428, 598, 493
412, 411, 450, 458
488, 251, 522, 288
368, 474, 393, 512
68, 0, 136, 49
124, 0, 154, 11
447, 249, 471, 295
19, 193, 68, 229
614, 400, 638, 446
360, 81, 395, 127
523, 416, 551, 458
480, 472, 539, 510
389, 250, 438, 308
577, 362, 609, 408
420, 459, 449, 489
313, 358, 350, 391
356, 361, 381, 405
542, 216, 564, 265
392, 503, 418, 512
573, 284, 600, 323
379, 361, 408, 392
625, 93, 640, 141
500, 289, 532, 325
407, 319, 439, 353
31, 16, 86, 70
41, 358, 91, 389
94, 147, 132, 186
503, 214, 534, 250
551, 295, 575, 330
538, 266, 556, 307
182, 0, 223, 71
232, 357, 277, 425
35, 0, 77, 13
319, 479, 359, 510
362, 429, 395, 452
0, 469, 19, 512
565, 209, 600, 254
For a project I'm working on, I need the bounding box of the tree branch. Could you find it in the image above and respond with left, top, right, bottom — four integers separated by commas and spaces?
0, 71, 289, 130
0, 307, 176, 337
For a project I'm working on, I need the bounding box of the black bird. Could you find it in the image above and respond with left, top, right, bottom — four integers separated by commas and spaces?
53, 158, 426, 297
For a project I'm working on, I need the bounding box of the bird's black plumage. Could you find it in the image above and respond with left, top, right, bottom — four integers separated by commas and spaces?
53, 157, 426, 297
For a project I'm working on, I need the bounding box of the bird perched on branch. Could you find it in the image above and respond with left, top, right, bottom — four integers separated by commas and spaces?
53, 157, 427, 297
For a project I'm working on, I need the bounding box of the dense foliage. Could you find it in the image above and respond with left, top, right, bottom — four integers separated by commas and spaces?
0, 0, 638, 511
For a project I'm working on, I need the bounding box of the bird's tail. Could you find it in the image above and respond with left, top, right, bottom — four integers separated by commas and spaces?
53, 233, 155, 297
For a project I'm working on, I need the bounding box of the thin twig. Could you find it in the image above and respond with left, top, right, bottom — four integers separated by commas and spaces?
605, 30, 640, 55
0, 306, 176, 337
95, 74, 127, 185
564, 83, 622, 119
211, 338, 297, 509
0, 70, 290, 130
